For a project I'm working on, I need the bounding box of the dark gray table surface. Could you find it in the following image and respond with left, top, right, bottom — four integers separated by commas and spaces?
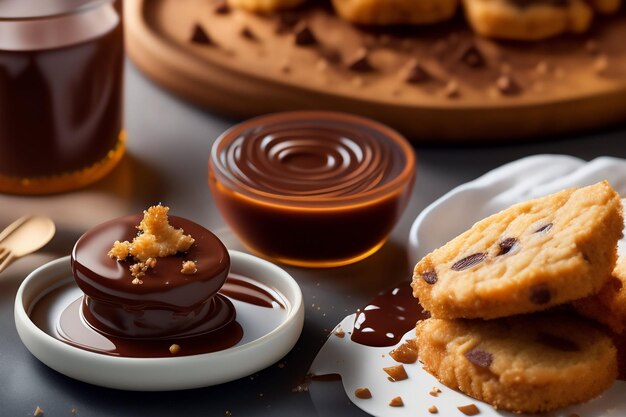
1, 60, 625, 417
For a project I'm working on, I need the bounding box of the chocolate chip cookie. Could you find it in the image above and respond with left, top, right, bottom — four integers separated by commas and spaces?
412, 181, 623, 319
331, 0, 459, 25
574, 255, 626, 333
415, 314, 618, 413
463, 0, 594, 40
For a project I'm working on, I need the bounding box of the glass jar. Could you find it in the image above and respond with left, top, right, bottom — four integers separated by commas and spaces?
0, 0, 125, 194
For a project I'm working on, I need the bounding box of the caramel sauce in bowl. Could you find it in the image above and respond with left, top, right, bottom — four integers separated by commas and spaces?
209, 111, 416, 267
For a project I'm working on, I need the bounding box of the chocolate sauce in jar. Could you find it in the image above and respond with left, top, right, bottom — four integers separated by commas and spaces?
0, 0, 124, 193
209, 112, 416, 267
351, 282, 428, 347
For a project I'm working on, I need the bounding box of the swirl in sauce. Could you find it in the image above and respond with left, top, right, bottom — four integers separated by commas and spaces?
210, 112, 415, 267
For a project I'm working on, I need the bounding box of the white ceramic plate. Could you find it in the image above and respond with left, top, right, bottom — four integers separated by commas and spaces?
310, 155, 626, 417
15, 250, 304, 391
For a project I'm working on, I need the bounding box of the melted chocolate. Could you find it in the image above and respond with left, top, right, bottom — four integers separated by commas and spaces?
50, 273, 285, 358
71, 215, 230, 338
210, 112, 415, 265
351, 284, 428, 347
0, 1, 123, 179
220, 273, 286, 309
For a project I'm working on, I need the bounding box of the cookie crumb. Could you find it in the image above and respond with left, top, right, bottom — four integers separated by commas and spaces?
225, 411, 232, 417
354, 388, 372, 399
71, 407, 78, 415
496, 74, 522, 96
169, 344, 181, 355
460, 44, 486, 68
388, 396, 404, 407
334, 327, 345, 338
594, 55, 609, 74
429, 387, 442, 397
131, 277, 143, 285
383, 364, 408, 381
347, 49, 375, 73
444, 80, 460, 98
428, 405, 438, 413
33, 406, 44, 416
457, 403, 480, 416
405, 60, 431, 84
535, 61, 549, 75
389, 339, 418, 363
585, 39, 599, 55
181, 260, 197, 274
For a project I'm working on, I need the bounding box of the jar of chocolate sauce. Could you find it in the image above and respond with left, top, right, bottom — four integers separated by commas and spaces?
0, 0, 125, 194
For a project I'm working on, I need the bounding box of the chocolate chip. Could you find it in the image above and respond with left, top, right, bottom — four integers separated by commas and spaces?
320, 48, 342, 65
190, 24, 214, 45
496, 74, 522, 96
294, 22, 317, 46
451, 253, 487, 271
460, 44, 486, 68
405, 60, 431, 84
240, 26, 256, 41
464, 348, 493, 368
498, 237, 518, 256
537, 332, 580, 352
348, 49, 375, 73
213, 0, 230, 14
276, 13, 300, 34
535, 223, 553, 233
529, 284, 551, 304
422, 270, 438, 285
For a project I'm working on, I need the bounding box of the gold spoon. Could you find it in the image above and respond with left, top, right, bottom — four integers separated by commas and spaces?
0, 216, 56, 273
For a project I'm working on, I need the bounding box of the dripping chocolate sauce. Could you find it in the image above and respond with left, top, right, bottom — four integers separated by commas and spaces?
350, 281, 626, 382
351, 282, 428, 347
54, 273, 284, 358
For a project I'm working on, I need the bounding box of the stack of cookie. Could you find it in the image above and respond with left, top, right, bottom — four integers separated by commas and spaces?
226, 0, 623, 41
411, 180, 624, 413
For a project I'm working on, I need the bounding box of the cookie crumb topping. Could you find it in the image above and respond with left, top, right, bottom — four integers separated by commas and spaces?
33, 406, 44, 416
181, 260, 198, 275
169, 344, 181, 355
428, 405, 438, 413
108, 205, 195, 283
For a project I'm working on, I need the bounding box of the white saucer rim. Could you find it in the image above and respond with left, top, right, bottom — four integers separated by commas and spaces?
14, 250, 304, 390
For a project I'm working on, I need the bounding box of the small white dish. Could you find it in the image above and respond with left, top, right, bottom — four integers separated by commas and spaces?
15, 250, 304, 391
311, 155, 626, 417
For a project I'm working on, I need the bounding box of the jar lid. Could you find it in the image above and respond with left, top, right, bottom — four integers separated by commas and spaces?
0, 1, 118, 51
0, 0, 110, 20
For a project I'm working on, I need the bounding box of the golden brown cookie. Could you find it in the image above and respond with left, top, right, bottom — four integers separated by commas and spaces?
415, 314, 618, 413
574, 256, 626, 333
463, 0, 593, 40
412, 181, 623, 320
331, 0, 459, 25
227, 0, 304, 13
588, 0, 622, 14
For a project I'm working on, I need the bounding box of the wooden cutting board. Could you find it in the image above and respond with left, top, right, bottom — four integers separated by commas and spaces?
126, 0, 626, 142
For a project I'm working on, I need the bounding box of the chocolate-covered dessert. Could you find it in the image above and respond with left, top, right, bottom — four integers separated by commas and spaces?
71, 205, 236, 340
